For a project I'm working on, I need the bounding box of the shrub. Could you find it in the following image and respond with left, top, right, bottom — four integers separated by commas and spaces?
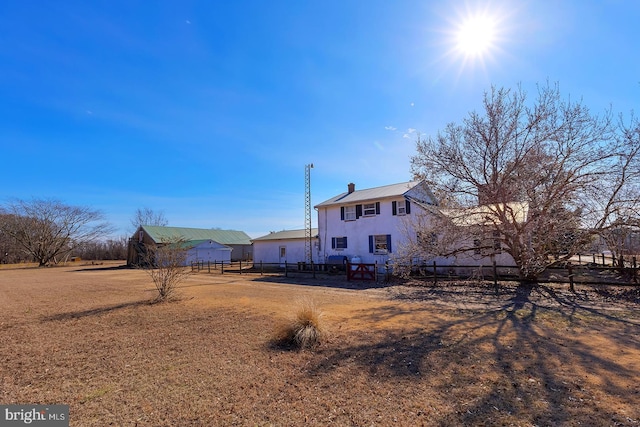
274, 298, 325, 350
140, 238, 192, 302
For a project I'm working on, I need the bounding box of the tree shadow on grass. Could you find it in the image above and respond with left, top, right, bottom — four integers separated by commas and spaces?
41, 300, 153, 321
71, 264, 131, 272
248, 274, 392, 290
304, 282, 640, 425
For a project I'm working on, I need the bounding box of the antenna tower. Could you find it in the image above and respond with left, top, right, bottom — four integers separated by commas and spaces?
305, 163, 314, 264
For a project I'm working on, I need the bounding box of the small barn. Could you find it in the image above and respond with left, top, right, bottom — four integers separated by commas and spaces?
252, 228, 318, 266
128, 225, 252, 266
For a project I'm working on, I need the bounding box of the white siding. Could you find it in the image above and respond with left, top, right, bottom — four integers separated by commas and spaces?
253, 239, 308, 264
185, 241, 231, 265
317, 198, 409, 265
318, 197, 517, 267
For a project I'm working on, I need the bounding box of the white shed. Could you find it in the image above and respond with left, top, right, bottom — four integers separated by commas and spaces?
185, 240, 232, 265
252, 229, 318, 266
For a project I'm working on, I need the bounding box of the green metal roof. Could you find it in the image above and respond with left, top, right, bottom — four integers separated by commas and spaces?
140, 226, 252, 245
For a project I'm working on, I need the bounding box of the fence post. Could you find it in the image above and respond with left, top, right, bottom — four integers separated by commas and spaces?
221, 261, 224, 275
493, 260, 498, 290
240, 260, 242, 275
374, 261, 378, 282
602, 253, 606, 266
208, 260, 210, 273
285, 261, 288, 277
568, 263, 575, 292
592, 253, 596, 265
433, 261, 437, 286
385, 260, 390, 283
260, 261, 263, 276
312, 261, 316, 279
578, 253, 581, 264
633, 257, 638, 283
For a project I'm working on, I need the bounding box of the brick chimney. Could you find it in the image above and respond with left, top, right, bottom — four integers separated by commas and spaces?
348, 183, 355, 194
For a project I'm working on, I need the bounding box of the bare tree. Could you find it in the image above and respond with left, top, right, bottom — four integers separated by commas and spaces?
0, 198, 112, 266
406, 83, 640, 282
130, 207, 168, 233
140, 238, 191, 301
75, 236, 129, 260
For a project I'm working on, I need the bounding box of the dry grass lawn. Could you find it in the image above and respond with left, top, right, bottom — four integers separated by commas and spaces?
1, 262, 639, 426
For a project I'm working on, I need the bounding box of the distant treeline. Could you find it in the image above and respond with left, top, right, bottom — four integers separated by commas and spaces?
73, 237, 129, 261
1, 236, 129, 264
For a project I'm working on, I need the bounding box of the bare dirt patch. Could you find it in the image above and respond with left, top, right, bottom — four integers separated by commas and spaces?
1, 263, 639, 426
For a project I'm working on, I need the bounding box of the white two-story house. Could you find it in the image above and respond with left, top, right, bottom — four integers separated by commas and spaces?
315, 181, 438, 266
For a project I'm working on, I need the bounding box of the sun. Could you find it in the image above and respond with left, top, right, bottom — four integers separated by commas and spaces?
455, 14, 497, 57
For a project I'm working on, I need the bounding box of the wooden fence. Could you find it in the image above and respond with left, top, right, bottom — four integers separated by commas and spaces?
190, 260, 336, 278
190, 254, 639, 287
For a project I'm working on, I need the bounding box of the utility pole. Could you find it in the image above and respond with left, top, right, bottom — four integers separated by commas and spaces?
305, 163, 314, 265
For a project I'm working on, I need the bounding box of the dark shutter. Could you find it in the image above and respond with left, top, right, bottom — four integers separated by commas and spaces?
392, 201, 397, 215
368, 235, 374, 253
356, 204, 362, 219
331, 238, 336, 249
343, 236, 347, 248
375, 202, 380, 215
340, 207, 345, 221
405, 200, 411, 214
386, 235, 392, 253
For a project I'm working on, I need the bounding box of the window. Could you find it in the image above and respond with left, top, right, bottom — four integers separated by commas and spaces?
392, 200, 411, 216
369, 234, 392, 254
344, 206, 356, 221
474, 231, 501, 256
493, 230, 502, 254
363, 203, 376, 216
418, 231, 437, 250
473, 239, 482, 255
331, 236, 347, 250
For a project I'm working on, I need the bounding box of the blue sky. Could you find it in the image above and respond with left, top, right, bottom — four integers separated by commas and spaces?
1, 1, 639, 238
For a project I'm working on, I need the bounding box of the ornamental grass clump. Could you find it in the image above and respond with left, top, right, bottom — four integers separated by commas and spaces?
274, 298, 325, 350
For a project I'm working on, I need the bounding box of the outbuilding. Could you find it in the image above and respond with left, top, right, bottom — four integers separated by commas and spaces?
185, 240, 232, 265
127, 225, 252, 266
252, 228, 318, 266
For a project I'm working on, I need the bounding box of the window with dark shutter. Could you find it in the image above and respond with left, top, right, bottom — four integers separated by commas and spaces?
371, 234, 391, 254
363, 203, 375, 216
393, 199, 409, 215
344, 206, 356, 221
333, 237, 347, 249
